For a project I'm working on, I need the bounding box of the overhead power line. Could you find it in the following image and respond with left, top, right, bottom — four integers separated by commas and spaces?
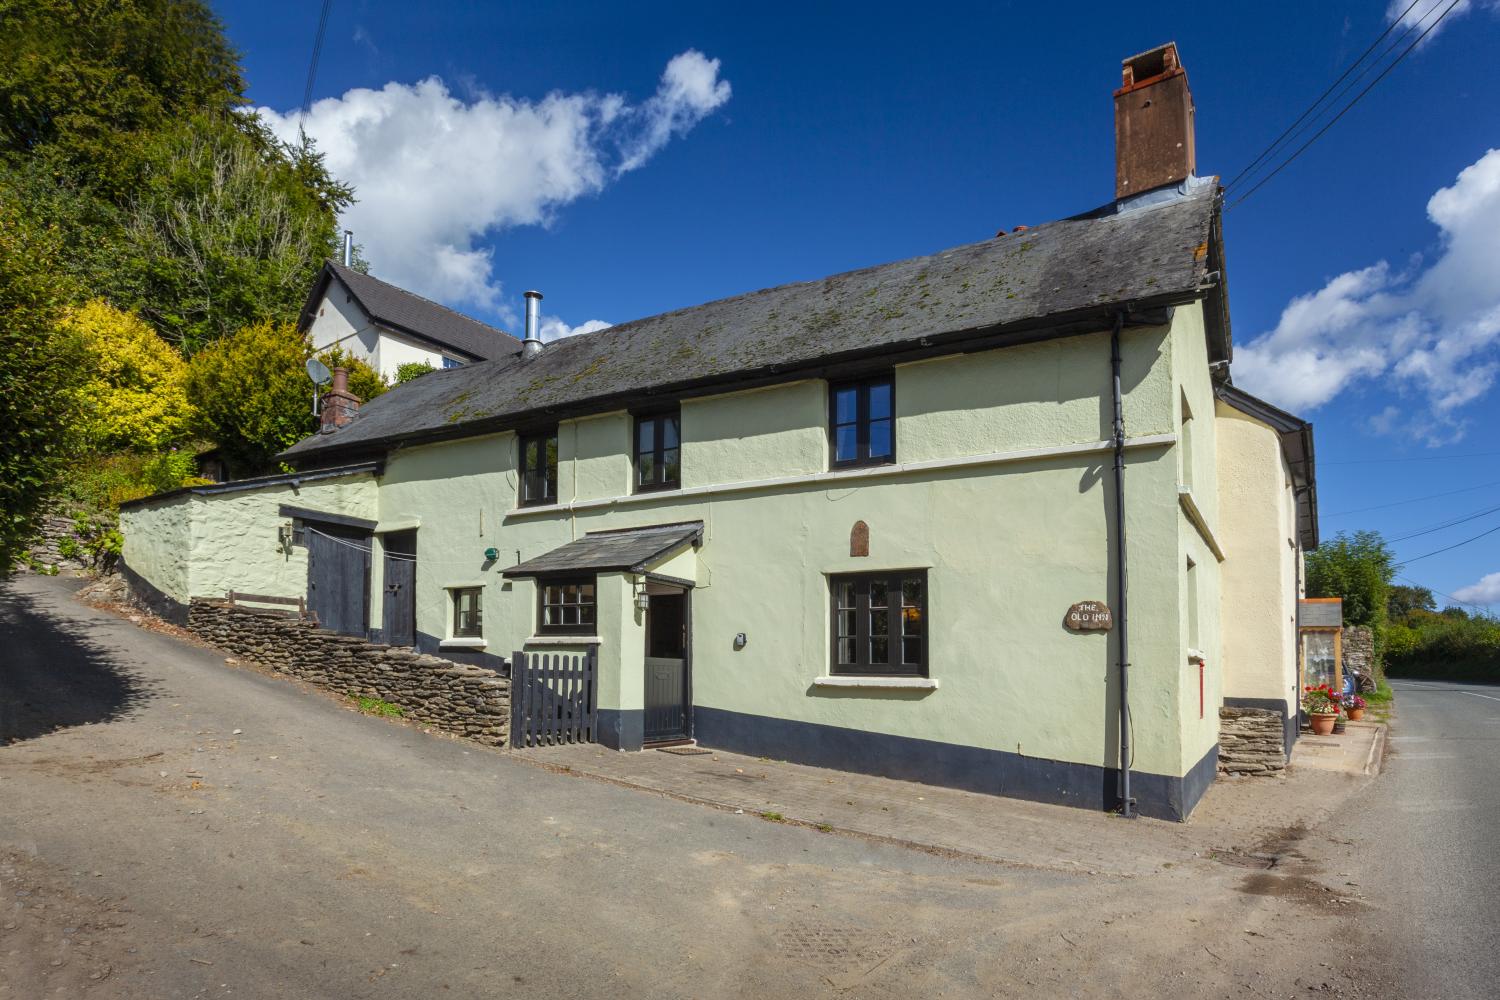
1323, 479, 1500, 518
1396, 521, 1500, 567
1387, 503, 1500, 543
1323, 449, 1500, 466
1397, 574, 1492, 614
1223, 0, 1423, 192
300, 0, 335, 125
1226, 0, 1464, 211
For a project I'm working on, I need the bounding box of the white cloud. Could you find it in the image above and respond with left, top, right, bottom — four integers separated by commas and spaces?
1453, 571, 1500, 604
1234, 149, 1500, 441
1386, 1, 1500, 44
539, 316, 612, 343
256, 51, 730, 312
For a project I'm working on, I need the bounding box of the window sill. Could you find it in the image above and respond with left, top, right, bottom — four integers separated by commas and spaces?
813, 675, 938, 691
525, 634, 603, 646
439, 637, 487, 650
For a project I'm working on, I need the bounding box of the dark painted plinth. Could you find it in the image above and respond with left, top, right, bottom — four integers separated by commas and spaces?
694, 706, 1217, 821
598, 708, 644, 752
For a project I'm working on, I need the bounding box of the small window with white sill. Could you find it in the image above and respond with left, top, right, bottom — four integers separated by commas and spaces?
451, 587, 483, 639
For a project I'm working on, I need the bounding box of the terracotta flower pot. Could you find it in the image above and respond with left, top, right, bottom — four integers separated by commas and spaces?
1310, 712, 1337, 735
1347, 708, 1365, 722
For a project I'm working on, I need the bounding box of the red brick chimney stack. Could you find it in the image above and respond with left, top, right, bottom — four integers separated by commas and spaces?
1114, 42, 1196, 200
319, 367, 360, 433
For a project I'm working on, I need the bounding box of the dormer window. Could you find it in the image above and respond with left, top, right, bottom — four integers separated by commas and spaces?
829, 374, 895, 468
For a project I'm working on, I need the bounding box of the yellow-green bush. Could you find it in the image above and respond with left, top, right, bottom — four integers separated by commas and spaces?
61, 299, 194, 452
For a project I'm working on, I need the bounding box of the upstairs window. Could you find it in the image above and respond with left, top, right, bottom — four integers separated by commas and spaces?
519, 427, 558, 507
442, 357, 462, 369
830, 570, 927, 676
538, 577, 597, 634
635, 410, 681, 492
830, 375, 895, 468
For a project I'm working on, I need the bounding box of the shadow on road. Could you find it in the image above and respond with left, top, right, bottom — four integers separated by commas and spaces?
0, 580, 156, 745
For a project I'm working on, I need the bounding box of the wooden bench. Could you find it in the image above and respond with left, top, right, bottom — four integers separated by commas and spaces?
226, 591, 313, 621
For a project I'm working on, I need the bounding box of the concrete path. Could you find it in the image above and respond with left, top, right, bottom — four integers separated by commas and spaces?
0, 575, 1412, 998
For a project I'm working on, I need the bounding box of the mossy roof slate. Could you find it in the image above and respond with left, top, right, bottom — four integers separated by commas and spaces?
283, 186, 1220, 462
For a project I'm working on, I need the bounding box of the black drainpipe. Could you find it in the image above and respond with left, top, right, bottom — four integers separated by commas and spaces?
1109, 310, 1136, 819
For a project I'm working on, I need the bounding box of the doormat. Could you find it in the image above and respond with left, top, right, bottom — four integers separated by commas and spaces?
657, 745, 712, 756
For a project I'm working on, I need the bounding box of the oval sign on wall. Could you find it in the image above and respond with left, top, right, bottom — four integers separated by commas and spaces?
1065, 601, 1114, 632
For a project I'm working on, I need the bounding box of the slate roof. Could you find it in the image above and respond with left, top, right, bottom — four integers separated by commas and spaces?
299, 262, 515, 361
502, 522, 704, 577
284, 185, 1224, 463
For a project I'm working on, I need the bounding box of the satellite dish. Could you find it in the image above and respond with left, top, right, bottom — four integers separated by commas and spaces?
305, 357, 332, 386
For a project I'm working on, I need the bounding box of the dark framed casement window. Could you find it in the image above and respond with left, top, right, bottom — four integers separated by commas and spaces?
518, 426, 558, 507
451, 587, 483, 638
537, 576, 597, 634
829, 374, 895, 468
634, 410, 681, 492
830, 570, 927, 676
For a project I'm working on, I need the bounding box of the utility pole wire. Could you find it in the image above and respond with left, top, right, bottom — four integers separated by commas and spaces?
1226, 0, 1463, 211
1396, 520, 1500, 567
1323, 479, 1500, 519
300, 0, 335, 127
1224, 0, 1423, 192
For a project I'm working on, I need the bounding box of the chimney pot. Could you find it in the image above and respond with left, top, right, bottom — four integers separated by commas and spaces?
343, 231, 353, 267
1114, 42, 1196, 200
319, 367, 360, 433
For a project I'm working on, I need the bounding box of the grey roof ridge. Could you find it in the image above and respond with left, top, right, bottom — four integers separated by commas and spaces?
324, 261, 516, 355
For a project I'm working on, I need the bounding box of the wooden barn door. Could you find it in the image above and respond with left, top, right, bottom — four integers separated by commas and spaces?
306, 525, 372, 637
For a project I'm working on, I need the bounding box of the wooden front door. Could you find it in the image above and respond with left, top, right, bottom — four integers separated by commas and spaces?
643, 590, 690, 744
306, 525, 371, 637
381, 530, 417, 647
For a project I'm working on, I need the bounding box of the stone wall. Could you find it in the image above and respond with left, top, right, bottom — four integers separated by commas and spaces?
1218, 706, 1287, 776
186, 600, 510, 746
20, 514, 90, 574
1343, 625, 1376, 683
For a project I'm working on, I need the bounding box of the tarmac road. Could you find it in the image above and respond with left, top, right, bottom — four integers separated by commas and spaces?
1336, 679, 1500, 1000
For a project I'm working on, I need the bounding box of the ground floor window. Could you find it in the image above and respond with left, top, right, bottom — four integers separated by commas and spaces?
830, 570, 927, 675
451, 587, 483, 638
538, 577, 597, 634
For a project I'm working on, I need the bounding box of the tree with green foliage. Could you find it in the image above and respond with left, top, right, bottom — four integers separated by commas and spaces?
63, 299, 194, 451
119, 113, 355, 351
185, 321, 386, 473
394, 360, 436, 384
0, 204, 86, 571
1387, 583, 1436, 623
1305, 531, 1394, 627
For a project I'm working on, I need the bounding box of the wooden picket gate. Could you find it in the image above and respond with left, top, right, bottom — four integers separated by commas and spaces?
510, 649, 598, 748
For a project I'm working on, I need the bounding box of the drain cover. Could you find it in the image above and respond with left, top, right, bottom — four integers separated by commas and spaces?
657, 745, 712, 756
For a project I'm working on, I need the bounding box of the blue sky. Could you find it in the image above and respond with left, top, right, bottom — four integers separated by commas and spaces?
215, 1, 1500, 609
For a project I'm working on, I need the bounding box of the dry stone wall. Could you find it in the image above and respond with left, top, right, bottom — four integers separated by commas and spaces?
1217, 706, 1286, 776
1343, 625, 1376, 683
186, 600, 509, 746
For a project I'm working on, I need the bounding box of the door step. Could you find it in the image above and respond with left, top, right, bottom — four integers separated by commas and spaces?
655, 742, 710, 756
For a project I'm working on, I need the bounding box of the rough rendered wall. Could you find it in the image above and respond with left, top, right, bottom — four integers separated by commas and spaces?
186, 601, 509, 745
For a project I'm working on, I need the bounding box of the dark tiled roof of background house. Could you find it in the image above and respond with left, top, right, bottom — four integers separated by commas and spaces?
299, 262, 516, 361
284, 185, 1224, 462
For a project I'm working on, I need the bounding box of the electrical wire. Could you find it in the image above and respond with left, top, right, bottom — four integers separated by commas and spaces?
1396, 574, 1492, 614
1226, 0, 1464, 211
1322, 449, 1500, 466
1386, 503, 1500, 544
1322, 479, 1500, 518
300, 0, 335, 125
1223, 0, 1423, 192
1395, 521, 1500, 567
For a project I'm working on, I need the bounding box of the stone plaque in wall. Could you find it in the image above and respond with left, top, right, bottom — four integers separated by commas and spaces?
1065, 601, 1113, 632
850, 520, 869, 558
